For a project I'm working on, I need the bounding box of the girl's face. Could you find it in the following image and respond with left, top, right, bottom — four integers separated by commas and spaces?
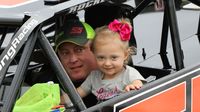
94, 36, 128, 79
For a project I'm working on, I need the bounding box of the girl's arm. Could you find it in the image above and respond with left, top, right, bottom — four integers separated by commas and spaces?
77, 87, 88, 98
60, 90, 71, 105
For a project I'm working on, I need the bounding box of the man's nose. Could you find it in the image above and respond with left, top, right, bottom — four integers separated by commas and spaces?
69, 53, 78, 63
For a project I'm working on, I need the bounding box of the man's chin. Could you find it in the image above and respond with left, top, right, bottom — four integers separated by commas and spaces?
70, 73, 86, 81
71, 77, 85, 83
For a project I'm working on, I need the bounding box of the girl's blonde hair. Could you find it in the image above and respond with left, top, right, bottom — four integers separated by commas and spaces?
91, 18, 132, 64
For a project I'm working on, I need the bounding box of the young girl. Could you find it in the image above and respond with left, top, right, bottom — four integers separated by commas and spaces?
75, 19, 146, 102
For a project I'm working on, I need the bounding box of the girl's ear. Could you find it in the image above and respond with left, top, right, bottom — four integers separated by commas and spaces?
124, 48, 130, 63
125, 49, 129, 59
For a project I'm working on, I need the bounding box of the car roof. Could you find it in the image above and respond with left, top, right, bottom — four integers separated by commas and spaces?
0, 0, 49, 25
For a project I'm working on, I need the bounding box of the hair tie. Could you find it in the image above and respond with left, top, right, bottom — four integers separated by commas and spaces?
108, 19, 132, 41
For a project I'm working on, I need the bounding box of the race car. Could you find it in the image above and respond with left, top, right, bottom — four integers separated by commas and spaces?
0, 0, 199, 111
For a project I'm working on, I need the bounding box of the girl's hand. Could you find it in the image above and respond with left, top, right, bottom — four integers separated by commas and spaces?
124, 80, 143, 92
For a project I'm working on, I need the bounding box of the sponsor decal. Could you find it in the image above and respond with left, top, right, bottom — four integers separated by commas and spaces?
0, 19, 38, 71
69, 0, 105, 13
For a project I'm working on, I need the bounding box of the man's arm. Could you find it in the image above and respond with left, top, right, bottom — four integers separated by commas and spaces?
60, 87, 88, 105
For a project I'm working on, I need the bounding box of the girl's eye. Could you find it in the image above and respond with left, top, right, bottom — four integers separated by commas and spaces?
97, 56, 104, 61
111, 56, 118, 60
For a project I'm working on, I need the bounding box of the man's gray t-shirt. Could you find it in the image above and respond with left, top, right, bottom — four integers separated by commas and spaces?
81, 65, 145, 101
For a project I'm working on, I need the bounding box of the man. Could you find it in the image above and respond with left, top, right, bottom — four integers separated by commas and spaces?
55, 19, 98, 107
55, 19, 98, 84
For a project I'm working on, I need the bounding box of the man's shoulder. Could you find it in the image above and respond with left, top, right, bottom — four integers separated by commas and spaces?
89, 69, 102, 77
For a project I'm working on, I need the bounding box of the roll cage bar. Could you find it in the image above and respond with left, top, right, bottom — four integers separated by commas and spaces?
0, 0, 199, 111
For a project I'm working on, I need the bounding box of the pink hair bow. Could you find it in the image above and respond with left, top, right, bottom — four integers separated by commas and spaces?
108, 19, 132, 41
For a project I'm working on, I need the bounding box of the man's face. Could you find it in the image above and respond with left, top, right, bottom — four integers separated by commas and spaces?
57, 42, 97, 82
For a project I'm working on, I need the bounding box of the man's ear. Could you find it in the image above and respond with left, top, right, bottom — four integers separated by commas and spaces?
86, 40, 93, 47
57, 50, 62, 60
87, 40, 95, 52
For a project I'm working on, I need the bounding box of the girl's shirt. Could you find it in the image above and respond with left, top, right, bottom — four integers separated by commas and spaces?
80, 65, 146, 101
